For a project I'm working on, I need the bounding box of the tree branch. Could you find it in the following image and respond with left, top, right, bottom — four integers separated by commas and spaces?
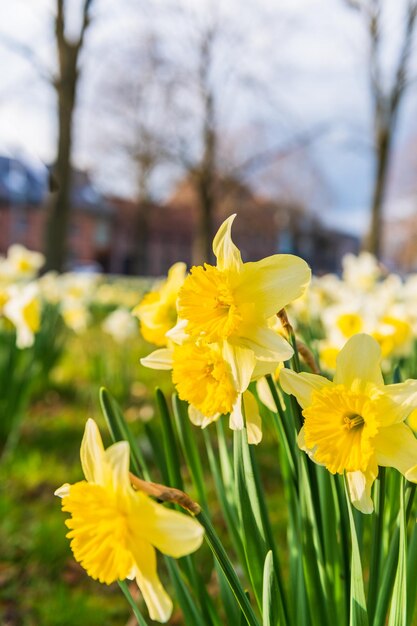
231, 123, 332, 176
389, 0, 417, 117
0, 32, 56, 84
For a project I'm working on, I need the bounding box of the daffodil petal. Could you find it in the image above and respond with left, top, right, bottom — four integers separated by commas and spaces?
80, 419, 107, 485
375, 423, 417, 480
188, 405, 205, 426
253, 359, 282, 380
188, 405, 220, 428
296, 427, 324, 465
279, 369, 331, 409
165, 261, 187, 290
256, 377, 278, 412
346, 469, 375, 514
240, 326, 293, 362
131, 541, 173, 623
297, 426, 307, 452
165, 318, 189, 344
139, 497, 204, 558
223, 342, 256, 392
238, 254, 311, 318
212, 214, 242, 272
229, 395, 244, 431
243, 390, 262, 444
334, 334, 383, 389
384, 380, 417, 420
104, 441, 131, 493
140, 349, 173, 370
54, 483, 71, 498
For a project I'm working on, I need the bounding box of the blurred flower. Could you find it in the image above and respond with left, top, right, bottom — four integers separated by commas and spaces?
102, 308, 138, 343
280, 334, 417, 513
38, 271, 61, 304
0, 284, 10, 315
372, 314, 412, 359
4, 244, 44, 280
4, 282, 41, 348
132, 262, 187, 347
61, 298, 90, 333
55, 419, 204, 623
59, 272, 99, 302
342, 251, 382, 292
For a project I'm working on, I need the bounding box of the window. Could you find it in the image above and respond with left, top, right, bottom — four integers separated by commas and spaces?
95, 220, 110, 245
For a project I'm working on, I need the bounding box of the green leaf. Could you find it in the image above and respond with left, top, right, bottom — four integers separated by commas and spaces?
387, 477, 407, 626
233, 430, 289, 624
203, 428, 246, 565
233, 429, 268, 610
166, 559, 207, 626
367, 468, 385, 622
373, 483, 416, 626
172, 394, 208, 507
99, 387, 150, 479
406, 516, 417, 624
344, 478, 368, 626
155, 387, 183, 489
262, 551, 279, 626
196, 509, 260, 626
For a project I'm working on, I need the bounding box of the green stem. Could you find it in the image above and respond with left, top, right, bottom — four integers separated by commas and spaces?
196, 510, 260, 626
118, 580, 149, 626
367, 468, 385, 622
266, 374, 298, 482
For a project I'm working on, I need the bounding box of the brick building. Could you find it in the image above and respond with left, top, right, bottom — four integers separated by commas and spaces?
108, 176, 359, 276
0, 157, 114, 271
0, 155, 359, 275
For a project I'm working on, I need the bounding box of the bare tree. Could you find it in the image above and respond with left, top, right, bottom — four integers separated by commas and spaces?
90, 1, 331, 269
345, 0, 417, 258
89, 31, 178, 274
185, 23, 218, 264
44, 0, 94, 272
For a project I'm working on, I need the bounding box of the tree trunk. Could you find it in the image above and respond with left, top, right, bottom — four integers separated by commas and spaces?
364, 123, 392, 259
192, 172, 216, 265
43, 0, 91, 273
44, 59, 77, 272
192, 102, 216, 265
132, 202, 150, 276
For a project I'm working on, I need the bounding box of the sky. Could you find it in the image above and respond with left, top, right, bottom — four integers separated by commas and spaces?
0, 0, 417, 237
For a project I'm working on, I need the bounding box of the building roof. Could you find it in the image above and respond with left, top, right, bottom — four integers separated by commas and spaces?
0, 156, 46, 205
0, 155, 114, 217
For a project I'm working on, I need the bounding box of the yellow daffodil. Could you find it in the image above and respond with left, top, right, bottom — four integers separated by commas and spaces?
171, 214, 310, 382
141, 341, 263, 443
280, 334, 417, 513
55, 419, 204, 623
132, 262, 187, 347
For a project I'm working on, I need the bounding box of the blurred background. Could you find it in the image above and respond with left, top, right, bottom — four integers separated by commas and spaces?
2, 3, 417, 624
1, 0, 417, 276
